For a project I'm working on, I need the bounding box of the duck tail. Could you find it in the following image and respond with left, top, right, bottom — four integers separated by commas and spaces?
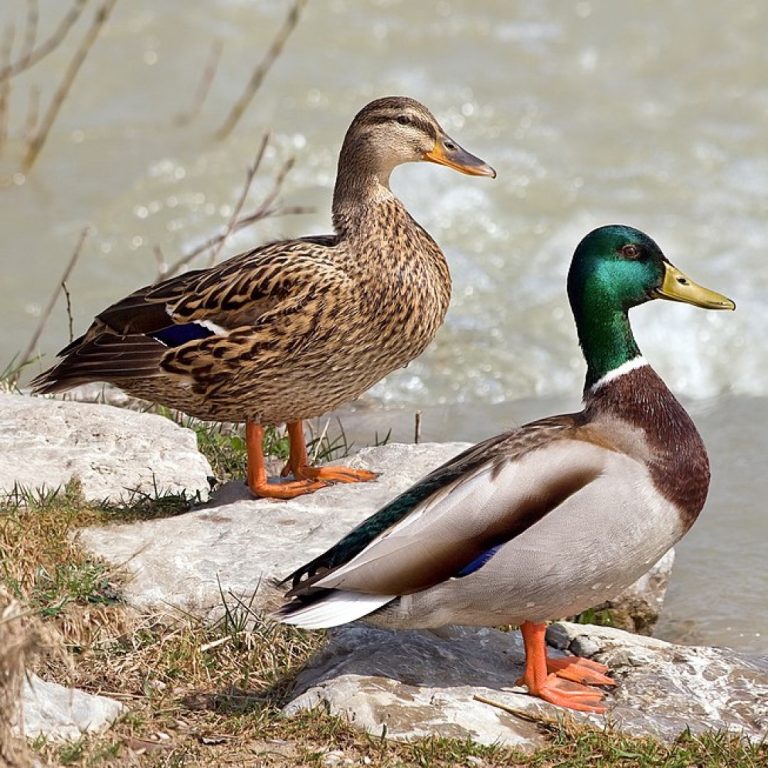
30, 334, 164, 394
272, 590, 394, 630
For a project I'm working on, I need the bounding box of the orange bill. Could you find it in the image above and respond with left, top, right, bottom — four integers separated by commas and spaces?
423, 134, 496, 177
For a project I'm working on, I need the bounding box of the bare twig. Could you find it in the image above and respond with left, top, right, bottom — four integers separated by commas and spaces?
62, 281, 74, 343
214, 0, 307, 140
153, 245, 167, 281
174, 38, 223, 127
160, 139, 312, 281
13, 227, 89, 383
207, 133, 270, 267
0, 24, 14, 152
472, 694, 560, 726
22, 0, 117, 173
24, 82, 39, 140
0, 0, 89, 84
159, 202, 311, 281
21, 0, 40, 63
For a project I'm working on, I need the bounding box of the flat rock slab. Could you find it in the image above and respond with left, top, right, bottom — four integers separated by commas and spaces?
285, 622, 768, 746
80, 443, 469, 613
0, 393, 211, 502
18, 673, 123, 741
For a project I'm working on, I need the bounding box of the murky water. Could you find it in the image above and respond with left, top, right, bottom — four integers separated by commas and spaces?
0, 1, 765, 651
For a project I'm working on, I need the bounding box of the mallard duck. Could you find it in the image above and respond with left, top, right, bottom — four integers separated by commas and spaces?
277, 225, 734, 712
31, 97, 495, 499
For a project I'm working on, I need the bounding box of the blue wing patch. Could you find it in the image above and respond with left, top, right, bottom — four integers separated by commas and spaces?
151, 323, 216, 347
456, 544, 503, 577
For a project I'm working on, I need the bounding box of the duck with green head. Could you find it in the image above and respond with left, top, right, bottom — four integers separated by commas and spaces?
276, 225, 735, 713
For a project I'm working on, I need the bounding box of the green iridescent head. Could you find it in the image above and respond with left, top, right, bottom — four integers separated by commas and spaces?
567, 225, 734, 388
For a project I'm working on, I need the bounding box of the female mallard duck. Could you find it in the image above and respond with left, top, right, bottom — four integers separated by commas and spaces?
277, 225, 734, 712
31, 97, 495, 499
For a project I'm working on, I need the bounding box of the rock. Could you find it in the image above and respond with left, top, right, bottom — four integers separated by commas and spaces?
285, 622, 768, 747
0, 393, 212, 503
546, 622, 768, 737
284, 625, 546, 749
79, 443, 470, 614
575, 549, 675, 635
17, 673, 123, 741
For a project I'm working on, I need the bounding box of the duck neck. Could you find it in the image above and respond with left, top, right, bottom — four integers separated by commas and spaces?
573, 298, 642, 392
332, 140, 398, 233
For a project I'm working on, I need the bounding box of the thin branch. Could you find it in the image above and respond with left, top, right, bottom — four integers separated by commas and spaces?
0, 0, 89, 84
22, 0, 117, 173
153, 245, 167, 282
62, 281, 74, 343
472, 694, 560, 726
20, 0, 40, 63
160, 139, 312, 281
174, 38, 223, 127
24, 82, 40, 140
158, 204, 311, 282
248, 155, 296, 223
214, 0, 307, 140
207, 133, 269, 267
0, 24, 14, 152
13, 228, 89, 384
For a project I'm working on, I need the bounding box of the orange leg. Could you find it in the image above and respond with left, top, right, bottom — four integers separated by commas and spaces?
245, 421, 326, 500
519, 621, 609, 713
280, 421, 378, 485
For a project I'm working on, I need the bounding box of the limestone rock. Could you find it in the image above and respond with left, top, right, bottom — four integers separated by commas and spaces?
17, 673, 123, 741
79, 443, 469, 614
546, 622, 768, 737
0, 393, 212, 502
284, 625, 547, 748
285, 622, 768, 746
576, 549, 675, 634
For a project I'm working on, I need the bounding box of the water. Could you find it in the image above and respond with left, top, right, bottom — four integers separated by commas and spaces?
0, 1, 765, 651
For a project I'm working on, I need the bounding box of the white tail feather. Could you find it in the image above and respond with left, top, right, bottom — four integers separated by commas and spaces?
275, 591, 394, 630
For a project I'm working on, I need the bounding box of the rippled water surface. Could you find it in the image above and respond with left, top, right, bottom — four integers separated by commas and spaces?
0, 1, 765, 651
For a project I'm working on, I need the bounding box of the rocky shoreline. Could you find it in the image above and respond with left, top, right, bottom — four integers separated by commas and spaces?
0, 392, 765, 748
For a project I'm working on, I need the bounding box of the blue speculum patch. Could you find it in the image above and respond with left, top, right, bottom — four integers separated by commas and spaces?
151, 323, 216, 347
456, 544, 503, 577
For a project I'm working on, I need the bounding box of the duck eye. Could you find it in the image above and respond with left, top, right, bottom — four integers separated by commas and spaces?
621, 244, 640, 259
396, 115, 410, 125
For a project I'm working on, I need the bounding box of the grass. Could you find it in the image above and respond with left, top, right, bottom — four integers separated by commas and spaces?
1, 484, 765, 766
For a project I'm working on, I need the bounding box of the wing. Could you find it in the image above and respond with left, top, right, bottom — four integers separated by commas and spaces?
32, 235, 343, 393
285, 413, 610, 599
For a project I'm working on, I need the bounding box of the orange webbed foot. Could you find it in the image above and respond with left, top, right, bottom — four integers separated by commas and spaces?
294, 465, 378, 484
547, 656, 615, 687
247, 477, 328, 500
534, 674, 608, 713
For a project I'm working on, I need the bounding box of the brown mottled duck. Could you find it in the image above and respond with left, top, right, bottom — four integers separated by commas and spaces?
32, 96, 496, 499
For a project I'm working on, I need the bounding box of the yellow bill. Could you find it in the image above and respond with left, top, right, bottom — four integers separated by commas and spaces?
654, 262, 735, 310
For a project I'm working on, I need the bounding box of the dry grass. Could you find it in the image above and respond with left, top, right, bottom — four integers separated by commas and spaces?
0, 589, 39, 767
1, 484, 766, 766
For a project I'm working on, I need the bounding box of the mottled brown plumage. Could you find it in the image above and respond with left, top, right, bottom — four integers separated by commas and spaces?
32, 96, 495, 498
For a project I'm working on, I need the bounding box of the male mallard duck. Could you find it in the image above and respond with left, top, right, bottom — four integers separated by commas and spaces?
31, 97, 495, 499
277, 225, 734, 712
